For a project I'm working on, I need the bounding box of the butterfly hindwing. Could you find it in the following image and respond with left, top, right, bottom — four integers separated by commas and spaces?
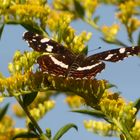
67, 60, 105, 79
66, 54, 105, 79
38, 54, 106, 79
37, 54, 75, 77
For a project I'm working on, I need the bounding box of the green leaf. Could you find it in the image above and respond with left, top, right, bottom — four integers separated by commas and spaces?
0, 24, 5, 40
12, 132, 38, 140
81, 45, 88, 55
20, 0, 26, 4
71, 109, 113, 124
21, 23, 47, 36
46, 128, 52, 139
0, 103, 9, 121
101, 37, 128, 47
93, 16, 100, 24
133, 98, 140, 114
22, 92, 38, 106
21, 23, 40, 33
73, 0, 85, 18
28, 122, 38, 133
137, 31, 140, 46
53, 123, 78, 140
106, 82, 117, 89
101, 37, 116, 44
120, 134, 127, 140
6, 20, 20, 25
71, 109, 105, 118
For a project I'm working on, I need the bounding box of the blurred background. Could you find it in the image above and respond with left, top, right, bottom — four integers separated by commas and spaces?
0, 2, 140, 140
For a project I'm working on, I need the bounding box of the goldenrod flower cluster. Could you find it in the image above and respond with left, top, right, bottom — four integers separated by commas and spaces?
65, 95, 85, 108
84, 120, 119, 136
0, 113, 39, 139
81, 0, 99, 18
0, 50, 45, 96
0, 71, 44, 96
71, 31, 92, 53
12, 103, 26, 117
0, 115, 15, 139
53, 0, 99, 19
116, 1, 140, 38
12, 91, 56, 118
0, 1, 50, 29
101, 24, 120, 42
46, 11, 92, 53
26, 99, 55, 124
46, 10, 73, 32
8, 50, 39, 74
117, 1, 137, 24
0, 95, 4, 102
84, 92, 140, 139
100, 93, 136, 131
131, 121, 140, 139
0, 72, 31, 96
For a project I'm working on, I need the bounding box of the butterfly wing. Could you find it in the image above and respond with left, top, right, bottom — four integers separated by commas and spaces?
67, 46, 140, 79
37, 54, 105, 79
23, 31, 74, 57
67, 55, 105, 79
87, 46, 140, 62
37, 54, 74, 77
23, 32, 140, 79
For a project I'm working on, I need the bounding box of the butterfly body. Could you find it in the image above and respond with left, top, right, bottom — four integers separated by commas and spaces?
23, 31, 140, 79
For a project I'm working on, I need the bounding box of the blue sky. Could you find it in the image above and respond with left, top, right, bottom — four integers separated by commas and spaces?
0, 4, 140, 140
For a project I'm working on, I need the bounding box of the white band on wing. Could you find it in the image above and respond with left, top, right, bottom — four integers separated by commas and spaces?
77, 62, 102, 71
50, 55, 68, 69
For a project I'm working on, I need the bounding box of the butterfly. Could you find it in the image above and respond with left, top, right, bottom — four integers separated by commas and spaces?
23, 31, 140, 79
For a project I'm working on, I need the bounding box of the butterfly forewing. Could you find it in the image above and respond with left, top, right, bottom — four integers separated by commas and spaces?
87, 46, 140, 62
23, 31, 74, 56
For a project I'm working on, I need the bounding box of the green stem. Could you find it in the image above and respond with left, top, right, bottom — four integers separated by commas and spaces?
83, 18, 100, 31
15, 96, 49, 140
83, 18, 131, 48
113, 119, 133, 140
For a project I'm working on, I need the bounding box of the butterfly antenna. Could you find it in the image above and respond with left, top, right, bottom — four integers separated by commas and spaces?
88, 46, 101, 53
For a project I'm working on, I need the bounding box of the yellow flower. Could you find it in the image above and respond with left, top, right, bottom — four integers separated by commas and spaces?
84, 120, 119, 136
0, 78, 5, 93
83, 0, 99, 18
0, 115, 14, 134
127, 18, 140, 34
26, 100, 55, 123
116, 1, 137, 24
53, 0, 72, 10
46, 10, 73, 32
100, 92, 137, 132
0, 96, 4, 102
53, 0, 99, 19
26, 0, 46, 5
131, 120, 140, 138
71, 31, 92, 53
101, 24, 120, 42
9, 4, 50, 24
12, 103, 25, 118
65, 95, 85, 108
